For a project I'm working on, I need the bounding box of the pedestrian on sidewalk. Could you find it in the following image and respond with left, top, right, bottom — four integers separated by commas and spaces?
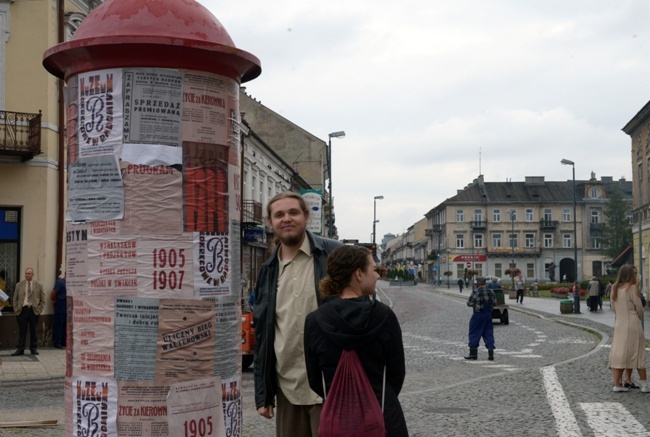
515, 275, 525, 304
11, 267, 45, 356
458, 278, 464, 293
464, 277, 496, 361
51, 274, 67, 349
587, 277, 600, 312
609, 265, 649, 393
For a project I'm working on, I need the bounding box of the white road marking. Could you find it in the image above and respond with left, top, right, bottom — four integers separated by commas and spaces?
578, 402, 648, 436
541, 366, 583, 437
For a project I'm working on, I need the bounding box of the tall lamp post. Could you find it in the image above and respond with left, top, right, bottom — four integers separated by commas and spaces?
373, 195, 384, 245
447, 248, 451, 289
561, 158, 580, 314
508, 210, 516, 268
326, 130, 345, 238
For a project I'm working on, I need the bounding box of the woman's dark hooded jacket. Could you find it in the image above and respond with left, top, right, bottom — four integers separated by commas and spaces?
304, 296, 408, 436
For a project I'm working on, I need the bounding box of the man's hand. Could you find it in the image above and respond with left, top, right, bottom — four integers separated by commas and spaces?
257, 405, 274, 419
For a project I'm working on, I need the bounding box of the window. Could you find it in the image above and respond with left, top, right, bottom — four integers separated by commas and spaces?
508, 210, 517, 221
456, 264, 465, 279
527, 263, 534, 278
525, 233, 535, 248
563, 234, 572, 248
456, 234, 464, 248
509, 233, 518, 249
591, 210, 600, 224
243, 169, 249, 197
563, 209, 571, 222
544, 234, 553, 248
493, 209, 501, 222
475, 263, 483, 276
589, 187, 602, 198
494, 263, 502, 278
474, 209, 482, 222
544, 209, 552, 221
456, 210, 464, 222
474, 234, 483, 248
251, 174, 257, 201
591, 237, 601, 249
525, 209, 534, 221
492, 233, 502, 248
259, 179, 264, 203
593, 261, 603, 276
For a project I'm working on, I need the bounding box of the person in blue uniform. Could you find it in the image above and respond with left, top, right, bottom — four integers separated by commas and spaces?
464, 277, 496, 361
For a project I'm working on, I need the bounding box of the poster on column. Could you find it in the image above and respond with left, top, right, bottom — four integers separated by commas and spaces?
71, 377, 118, 437
193, 231, 230, 298
72, 296, 115, 377
167, 377, 226, 437
226, 81, 241, 217
117, 381, 170, 437
220, 374, 242, 437
203, 294, 240, 378
87, 236, 139, 296
137, 237, 194, 299
118, 162, 183, 235
114, 297, 159, 381
67, 154, 125, 222
123, 68, 183, 147
78, 69, 123, 158
182, 141, 229, 233
65, 76, 79, 168
66, 222, 89, 297
155, 299, 216, 382
181, 72, 228, 143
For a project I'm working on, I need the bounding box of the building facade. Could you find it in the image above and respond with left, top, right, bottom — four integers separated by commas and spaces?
383, 174, 632, 284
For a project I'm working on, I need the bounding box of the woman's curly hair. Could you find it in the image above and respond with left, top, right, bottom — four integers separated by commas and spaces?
319, 245, 371, 297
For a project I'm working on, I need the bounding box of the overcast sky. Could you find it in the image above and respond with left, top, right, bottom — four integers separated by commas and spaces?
203, 0, 648, 243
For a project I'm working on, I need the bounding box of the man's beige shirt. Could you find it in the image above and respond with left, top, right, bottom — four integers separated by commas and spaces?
274, 237, 321, 405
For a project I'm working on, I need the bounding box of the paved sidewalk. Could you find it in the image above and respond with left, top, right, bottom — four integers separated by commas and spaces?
1, 286, 648, 381
431, 284, 650, 340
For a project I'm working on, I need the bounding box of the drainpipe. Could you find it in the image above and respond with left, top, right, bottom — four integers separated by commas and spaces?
55, 0, 65, 278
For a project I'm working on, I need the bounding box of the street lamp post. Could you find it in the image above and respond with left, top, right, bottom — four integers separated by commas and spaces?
508, 210, 516, 268
561, 158, 580, 314
447, 248, 451, 289
327, 130, 345, 238
373, 195, 384, 245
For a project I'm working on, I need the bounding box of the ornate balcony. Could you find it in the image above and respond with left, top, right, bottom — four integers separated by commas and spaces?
0, 110, 42, 161
470, 220, 487, 230
539, 220, 558, 230
242, 200, 263, 227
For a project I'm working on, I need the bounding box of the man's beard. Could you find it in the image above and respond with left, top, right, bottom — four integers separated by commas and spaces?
278, 228, 305, 247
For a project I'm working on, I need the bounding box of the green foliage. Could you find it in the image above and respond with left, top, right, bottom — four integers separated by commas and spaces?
599, 186, 633, 259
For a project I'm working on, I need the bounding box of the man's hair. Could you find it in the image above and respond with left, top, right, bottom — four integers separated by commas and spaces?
267, 191, 310, 219
476, 277, 487, 285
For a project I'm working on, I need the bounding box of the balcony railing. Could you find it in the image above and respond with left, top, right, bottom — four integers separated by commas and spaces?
242, 200, 263, 226
539, 220, 558, 229
0, 110, 42, 161
470, 220, 487, 229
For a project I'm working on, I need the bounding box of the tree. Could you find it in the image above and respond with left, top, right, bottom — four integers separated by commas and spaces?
599, 187, 632, 259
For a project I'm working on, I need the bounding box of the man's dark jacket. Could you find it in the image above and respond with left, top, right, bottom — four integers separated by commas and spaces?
252, 231, 341, 409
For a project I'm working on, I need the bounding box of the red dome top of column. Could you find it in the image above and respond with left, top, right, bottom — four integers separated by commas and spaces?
43, 0, 261, 82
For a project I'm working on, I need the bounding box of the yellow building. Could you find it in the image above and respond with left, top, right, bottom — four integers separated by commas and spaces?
0, 0, 101, 347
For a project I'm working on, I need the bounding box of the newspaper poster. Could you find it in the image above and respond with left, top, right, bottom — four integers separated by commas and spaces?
66, 222, 89, 297
78, 69, 123, 158
137, 238, 194, 299
87, 236, 139, 296
182, 141, 229, 233
155, 299, 216, 382
221, 375, 242, 437
72, 377, 118, 437
124, 68, 183, 146
119, 162, 183, 235
72, 296, 115, 377
65, 76, 80, 167
167, 377, 226, 437
115, 297, 159, 381
181, 72, 229, 144
193, 232, 230, 297
117, 381, 170, 437
67, 187, 125, 222
204, 295, 240, 378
